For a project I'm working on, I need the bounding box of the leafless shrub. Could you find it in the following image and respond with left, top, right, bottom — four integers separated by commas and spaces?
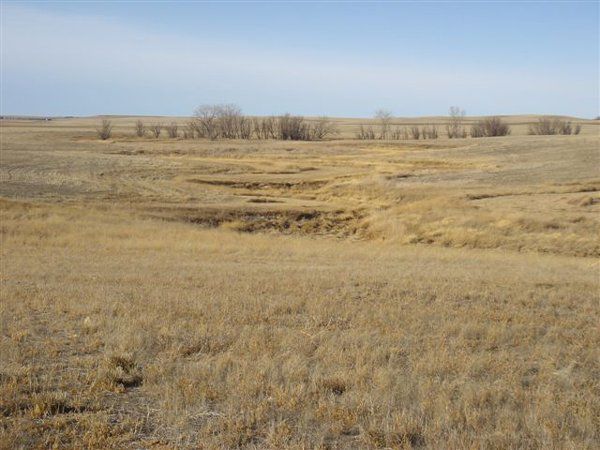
375, 109, 393, 139
252, 118, 262, 139
166, 122, 178, 139
252, 117, 276, 140
193, 105, 220, 140
420, 126, 438, 139
390, 126, 404, 140
356, 124, 376, 140
252, 118, 264, 139
277, 114, 310, 140
150, 123, 162, 139
238, 116, 252, 140
134, 120, 145, 138
216, 104, 243, 139
410, 126, 420, 140
184, 121, 197, 139
574, 124, 582, 135
559, 121, 572, 135
528, 118, 573, 135
192, 104, 256, 139
310, 117, 339, 140
471, 117, 510, 137
470, 123, 484, 138
97, 119, 112, 140
447, 106, 466, 138
529, 118, 553, 135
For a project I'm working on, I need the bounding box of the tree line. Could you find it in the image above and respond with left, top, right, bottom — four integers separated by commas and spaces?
96, 105, 582, 140
124, 105, 339, 141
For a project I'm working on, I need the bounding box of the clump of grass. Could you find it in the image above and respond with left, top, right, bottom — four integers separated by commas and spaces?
95, 353, 143, 392
320, 377, 348, 396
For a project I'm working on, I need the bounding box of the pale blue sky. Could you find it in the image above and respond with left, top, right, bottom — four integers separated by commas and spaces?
1, 1, 598, 117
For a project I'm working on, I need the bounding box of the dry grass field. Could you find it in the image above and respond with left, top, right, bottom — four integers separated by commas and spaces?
1, 116, 599, 448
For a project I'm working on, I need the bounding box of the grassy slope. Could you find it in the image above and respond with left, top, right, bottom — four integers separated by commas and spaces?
1, 117, 599, 448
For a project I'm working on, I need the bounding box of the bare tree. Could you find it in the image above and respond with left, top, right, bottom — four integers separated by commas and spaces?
375, 109, 393, 139
97, 119, 112, 140
260, 117, 277, 139
193, 105, 220, 140
251, 116, 277, 140
252, 118, 263, 139
310, 117, 339, 140
134, 120, 145, 137
447, 106, 466, 138
166, 122, 178, 138
151, 123, 162, 139
216, 104, 243, 138
238, 116, 252, 139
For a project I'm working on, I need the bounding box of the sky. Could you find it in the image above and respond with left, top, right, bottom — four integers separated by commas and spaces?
1, 1, 598, 118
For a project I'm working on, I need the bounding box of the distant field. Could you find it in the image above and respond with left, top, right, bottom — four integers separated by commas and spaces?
1, 117, 599, 448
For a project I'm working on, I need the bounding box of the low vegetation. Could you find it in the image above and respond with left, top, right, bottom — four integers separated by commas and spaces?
150, 123, 162, 139
470, 116, 511, 137
166, 122, 178, 139
2, 116, 597, 448
529, 118, 581, 135
446, 106, 467, 138
111, 106, 586, 142
96, 119, 112, 140
134, 119, 145, 137
184, 105, 338, 141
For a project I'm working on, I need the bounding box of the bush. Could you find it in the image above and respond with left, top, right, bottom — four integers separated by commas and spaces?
166, 122, 178, 139
277, 114, 309, 140
528, 118, 574, 135
217, 104, 243, 139
421, 126, 438, 139
310, 117, 339, 140
471, 117, 510, 137
183, 121, 197, 139
193, 105, 220, 140
574, 124, 582, 135
410, 126, 420, 140
252, 117, 276, 140
238, 116, 252, 139
151, 123, 162, 139
356, 125, 376, 140
97, 119, 112, 140
390, 126, 404, 140
134, 120, 145, 137
558, 121, 572, 135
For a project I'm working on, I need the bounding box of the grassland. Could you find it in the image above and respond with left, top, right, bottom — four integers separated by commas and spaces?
1, 116, 599, 448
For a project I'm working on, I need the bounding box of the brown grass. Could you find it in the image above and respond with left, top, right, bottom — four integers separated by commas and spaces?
1, 117, 599, 448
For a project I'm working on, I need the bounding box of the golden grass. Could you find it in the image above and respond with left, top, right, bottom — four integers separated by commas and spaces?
1, 117, 599, 448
